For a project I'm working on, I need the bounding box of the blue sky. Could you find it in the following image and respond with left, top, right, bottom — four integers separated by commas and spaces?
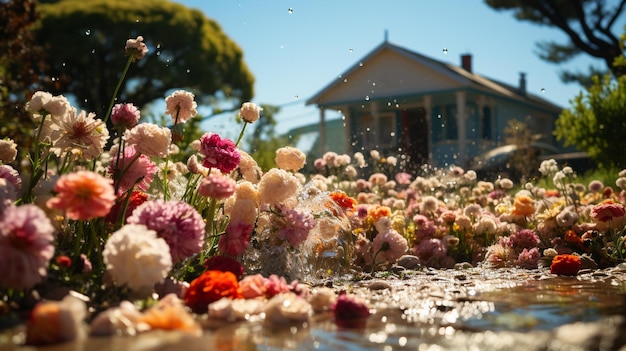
176, 0, 604, 140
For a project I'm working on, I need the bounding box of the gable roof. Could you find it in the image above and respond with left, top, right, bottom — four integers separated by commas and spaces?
306, 41, 561, 112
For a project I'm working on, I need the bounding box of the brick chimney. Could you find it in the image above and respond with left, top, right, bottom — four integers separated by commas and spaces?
519, 72, 527, 95
461, 54, 472, 72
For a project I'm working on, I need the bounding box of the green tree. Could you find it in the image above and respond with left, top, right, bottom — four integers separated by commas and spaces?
484, 0, 626, 85
34, 0, 254, 121
0, 0, 48, 157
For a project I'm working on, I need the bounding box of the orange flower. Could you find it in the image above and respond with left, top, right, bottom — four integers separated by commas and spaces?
367, 205, 391, 223
140, 296, 201, 336
47, 170, 116, 220
550, 254, 581, 276
512, 195, 535, 217
328, 191, 356, 213
184, 270, 242, 314
564, 230, 587, 251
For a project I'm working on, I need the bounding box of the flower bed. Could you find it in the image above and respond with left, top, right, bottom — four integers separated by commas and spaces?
2, 36, 626, 346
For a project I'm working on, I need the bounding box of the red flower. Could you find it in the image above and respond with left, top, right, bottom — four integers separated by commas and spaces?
203, 255, 244, 279
329, 191, 356, 213
550, 254, 582, 276
332, 292, 370, 328
590, 202, 625, 222
55, 255, 72, 268
105, 191, 148, 224
183, 270, 242, 314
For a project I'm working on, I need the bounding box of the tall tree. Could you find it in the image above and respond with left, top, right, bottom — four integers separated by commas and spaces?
34, 0, 254, 120
485, 0, 626, 85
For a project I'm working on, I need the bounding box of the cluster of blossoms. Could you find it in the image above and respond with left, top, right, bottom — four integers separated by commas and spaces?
4, 35, 626, 346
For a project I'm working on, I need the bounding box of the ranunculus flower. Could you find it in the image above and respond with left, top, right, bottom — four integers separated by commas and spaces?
105, 190, 148, 224
329, 191, 356, 213
165, 90, 197, 124
124, 123, 171, 158
550, 254, 582, 276
332, 292, 370, 328
109, 144, 157, 194
198, 173, 236, 199
111, 103, 140, 129
590, 202, 625, 222
103, 224, 172, 294
199, 132, 240, 173
238, 274, 267, 299
125, 35, 148, 60
183, 270, 242, 314
239, 102, 262, 123
0, 138, 17, 163
275, 146, 306, 172
257, 168, 300, 205
47, 170, 116, 221
512, 194, 536, 216
0, 205, 55, 290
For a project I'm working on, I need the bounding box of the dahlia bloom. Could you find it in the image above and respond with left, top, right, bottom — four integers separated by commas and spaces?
25, 91, 71, 117
198, 173, 236, 199
49, 107, 109, 160
218, 220, 252, 256
124, 123, 171, 158
413, 238, 447, 267
512, 194, 536, 216
550, 254, 582, 275
257, 168, 300, 205
275, 146, 306, 171
0, 205, 55, 290
183, 270, 242, 314
198, 132, 240, 173
127, 200, 205, 263
102, 224, 172, 293
239, 102, 262, 123
111, 103, 140, 129
125, 35, 148, 60
105, 190, 148, 224
47, 171, 116, 221
165, 90, 197, 124
109, 144, 157, 194
0, 165, 22, 193
516, 248, 540, 269
509, 229, 540, 250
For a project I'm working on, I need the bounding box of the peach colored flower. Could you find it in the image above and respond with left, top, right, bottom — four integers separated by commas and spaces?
275, 146, 306, 171
239, 274, 267, 299
26, 295, 86, 346
139, 294, 201, 336
165, 90, 197, 124
47, 171, 115, 220
239, 102, 262, 123
512, 195, 536, 217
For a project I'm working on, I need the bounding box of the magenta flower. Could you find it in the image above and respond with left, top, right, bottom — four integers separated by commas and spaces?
276, 206, 316, 247
111, 103, 140, 129
198, 173, 236, 199
199, 132, 240, 173
413, 238, 447, 267
0, 205, 55, 290
332, 292, 370, 326
218, 220, 252, 256
127, 200, 205, 263
590, 202, 625, 222
109, 144, 157, 194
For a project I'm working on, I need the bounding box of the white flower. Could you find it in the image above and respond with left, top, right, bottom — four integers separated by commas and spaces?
0, 138, 17, 163
308, 287, 337, 313
124, 123, 171, 158
165, 90, 197, 124
49, 107, 109, 160
257, 168, 300, 205
264, 292, 312, 325
90, 301, 147, 336
103, 224, 172, 294
239, 102, 262, 123
275, 146, 306, 172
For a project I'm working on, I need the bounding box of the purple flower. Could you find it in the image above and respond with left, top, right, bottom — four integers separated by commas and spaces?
127, 200, 205, 263
0, 205, 55, 290
516, 248, 540, 269
199, 133, 240, 173
276, 206, 315, 247
413, 238, 447, 267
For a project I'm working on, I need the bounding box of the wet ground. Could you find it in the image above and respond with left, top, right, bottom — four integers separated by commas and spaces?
5, 266, 626, 351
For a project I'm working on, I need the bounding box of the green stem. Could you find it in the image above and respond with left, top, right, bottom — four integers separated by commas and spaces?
234, 122, 248, 147
103, 57, 134, 124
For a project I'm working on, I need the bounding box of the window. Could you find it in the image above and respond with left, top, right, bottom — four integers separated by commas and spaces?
356, 112, 397, 150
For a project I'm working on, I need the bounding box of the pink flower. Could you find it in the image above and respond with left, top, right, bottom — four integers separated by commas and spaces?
218, 220, 252, 256
372, 229, 408, 264
0, 205, 55, 290
239, 274, 267, 299
199, 132, 240, 173
198, 173, 236, 199
111, 103, 140, 129
590, 202, 625, 222
109, 144, 157, 194
264, 274, 292, 298
0, 165, 22, 193
127, 200, 205, 263
516, 248, 540, 269
509, 229, 540, 250
47, 171, 116, 220
395, 172, 413, 185
276, 206, 316, 247
165, 90, 197, 124
125, 36, 148, 60
413, 238, 446, 267
484, 242, 515, 268
239, 102, 262, 123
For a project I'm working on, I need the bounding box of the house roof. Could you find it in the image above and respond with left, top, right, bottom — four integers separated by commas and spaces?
306, 41, 562, 112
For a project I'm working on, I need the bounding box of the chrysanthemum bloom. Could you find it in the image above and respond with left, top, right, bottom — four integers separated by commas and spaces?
25, 295, 86, 346
512, 194, 536, 216
555, 207, 579, 228
50, 107, 109, 160
184, 270, 242, 314
165, 90, 197, 124
203, 255, 245, 279
198, 173, 236, 199
0, 138, 17, 163
239, 102, 262, 123
550, 254, 581, 275
590, 202, 625, 222
103, 224, 172, 293
25, 91, 71, 117
372, 228, 408, 264
127, 200, 205, 263
0, 205, 55, 290
125, 35, 148, 60
109, 144, 157, 194
394, 172, 412, 185
275, 146, 306, 171
484, 242, 515, 268
516, 247, 540, 269
124, 123, 171, 158
218, 220, 252, 256
332, 292, 370, 328
0, 165, 22, 193
276, 206, 316, 247
199, 132, 240, 173
420, 195, 439, 214
509, 228, 540, 250
47, 171, 115, 221
368, 173, 387, 186
111, 103, 140, 129
257, 168, 300, 205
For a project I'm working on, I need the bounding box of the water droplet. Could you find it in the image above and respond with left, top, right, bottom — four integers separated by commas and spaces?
541, 88, 546, 93
156, 44, 161, 49
359, 62, 364, 67
365, 96, 370, 101
288, 8, 293, 14
443, 47, 448, 54
390, 132, 395, 137
135, 19, 140, 23
156, 51, 161, 56
61, 62, 66, 67
84, 99, 88, 103
85, 29, 91, 36
294, 95, 299, 99
372, 82, 376, 86
343, 78, 348, 83
349, 48, 353, 53
91, 49, 96, 54
186, 69, 190, 73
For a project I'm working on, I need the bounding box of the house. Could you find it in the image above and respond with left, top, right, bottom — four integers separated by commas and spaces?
304, 39, 563, 171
